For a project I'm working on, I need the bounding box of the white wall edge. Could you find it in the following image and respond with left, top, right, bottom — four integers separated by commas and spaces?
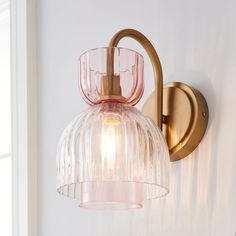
11, 0, 38, 236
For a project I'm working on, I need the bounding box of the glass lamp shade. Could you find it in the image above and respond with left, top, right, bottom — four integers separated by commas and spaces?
79, 47, 144, 106
57, 47, 169, 209
57, 103, 169, 209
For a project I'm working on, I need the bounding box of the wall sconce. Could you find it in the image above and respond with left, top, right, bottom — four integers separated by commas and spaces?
57, 29, 208, 209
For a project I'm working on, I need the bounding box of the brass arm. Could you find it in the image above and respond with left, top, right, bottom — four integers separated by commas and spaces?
109, 29, 163, 129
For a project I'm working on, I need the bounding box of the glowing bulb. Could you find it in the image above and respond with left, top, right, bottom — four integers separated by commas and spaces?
103, 126, 116, 156
101, 117, 120, 170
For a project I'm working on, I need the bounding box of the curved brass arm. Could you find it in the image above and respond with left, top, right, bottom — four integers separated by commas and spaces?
109, 29, 163, 129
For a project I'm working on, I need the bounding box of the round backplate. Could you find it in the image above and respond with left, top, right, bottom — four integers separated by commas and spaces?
142, 82, 209, 161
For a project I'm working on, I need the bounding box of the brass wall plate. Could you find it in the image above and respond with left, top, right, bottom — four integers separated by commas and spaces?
142, 82, 209, 161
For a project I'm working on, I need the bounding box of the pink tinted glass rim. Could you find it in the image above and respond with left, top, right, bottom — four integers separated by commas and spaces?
78, 47, 144, 106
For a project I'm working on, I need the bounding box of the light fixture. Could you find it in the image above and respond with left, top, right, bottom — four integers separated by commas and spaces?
57, 29, 208, 209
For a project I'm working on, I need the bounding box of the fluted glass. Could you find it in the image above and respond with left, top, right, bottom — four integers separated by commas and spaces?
57, 103, 169, 209
79, 47, 144, 105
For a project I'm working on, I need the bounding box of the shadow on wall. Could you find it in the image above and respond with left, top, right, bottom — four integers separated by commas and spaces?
91, 29, 236, 236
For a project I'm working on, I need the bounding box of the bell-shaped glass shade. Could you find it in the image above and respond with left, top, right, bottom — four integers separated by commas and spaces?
57, 103, 169, 209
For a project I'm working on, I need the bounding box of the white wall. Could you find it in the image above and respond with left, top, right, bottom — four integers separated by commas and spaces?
37, 0, 236, 235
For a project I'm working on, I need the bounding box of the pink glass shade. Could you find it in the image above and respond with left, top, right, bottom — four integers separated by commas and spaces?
57, 103, 170, 209
79, 47, 144, 106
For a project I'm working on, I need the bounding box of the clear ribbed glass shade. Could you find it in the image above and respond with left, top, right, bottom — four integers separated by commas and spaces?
57, 103, 169, 209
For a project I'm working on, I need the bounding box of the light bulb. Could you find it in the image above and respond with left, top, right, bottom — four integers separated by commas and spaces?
101, 117, 120, 170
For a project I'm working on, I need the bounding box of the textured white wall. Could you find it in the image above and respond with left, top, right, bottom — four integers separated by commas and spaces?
37, 0, 236, 235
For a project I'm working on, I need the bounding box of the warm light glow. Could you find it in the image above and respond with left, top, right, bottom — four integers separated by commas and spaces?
101, 119, 119, 170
